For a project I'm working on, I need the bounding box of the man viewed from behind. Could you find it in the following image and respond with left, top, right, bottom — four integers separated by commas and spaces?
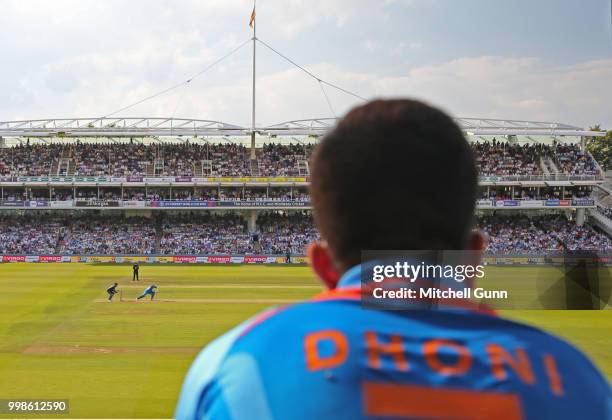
176, 99, 610, 420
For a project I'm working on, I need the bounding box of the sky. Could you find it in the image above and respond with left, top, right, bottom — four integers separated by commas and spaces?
0, 0, 611, 129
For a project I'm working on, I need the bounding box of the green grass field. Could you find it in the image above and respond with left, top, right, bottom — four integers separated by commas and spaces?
0, 263, 610, 418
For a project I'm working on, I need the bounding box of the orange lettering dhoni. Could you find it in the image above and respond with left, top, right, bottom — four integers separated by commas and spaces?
305, 330, 564, 394
305, 329, 348, 371
176, 266, 611, 420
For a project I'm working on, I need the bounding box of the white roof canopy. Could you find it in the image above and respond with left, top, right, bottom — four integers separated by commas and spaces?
0, 117, 605, 138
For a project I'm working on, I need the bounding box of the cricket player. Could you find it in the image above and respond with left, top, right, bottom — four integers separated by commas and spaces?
137, 284, 157, 300
175, 100, 610, 419
106, 282, 119, 301
132, 263, 140, 281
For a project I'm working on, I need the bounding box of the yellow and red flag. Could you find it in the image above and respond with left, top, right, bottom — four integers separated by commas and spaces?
249, 7, 256, 28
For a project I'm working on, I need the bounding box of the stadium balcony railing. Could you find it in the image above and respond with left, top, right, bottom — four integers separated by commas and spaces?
590, 203, 612, 235
0, 173, 604, 183
479, 173, 604, 182
0, 198, 600, 209
591, 210, 612, 229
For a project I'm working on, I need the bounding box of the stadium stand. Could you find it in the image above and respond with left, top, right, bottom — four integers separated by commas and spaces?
159, 212, 318, 255
552, 143, 600, 175
597, 205, 612, 221
479, 214, 612, 252
472, 141, 601, 177
0, 138, 609, 257
0, 141, 601, 178
0, 213, 62, 254
0, 143, 314, 177
0, 144, 60, 176
61, 215, 156, 255
1, 212, 610, 255
159, 213, 251, 255
256, 211, 319, 254
472, 141, 544, 176
257, 144, 315, 176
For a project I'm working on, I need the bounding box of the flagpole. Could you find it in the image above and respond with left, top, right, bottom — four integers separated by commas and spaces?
250, 0, 257, 160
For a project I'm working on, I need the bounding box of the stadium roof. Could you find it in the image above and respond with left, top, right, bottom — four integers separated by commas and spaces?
0, 117, 605, 138
264, 117, 606, 137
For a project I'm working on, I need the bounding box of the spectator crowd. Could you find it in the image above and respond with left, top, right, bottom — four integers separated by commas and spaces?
0, 141, 601, 178
473, 141, 544, 176
0, 213, 61, 254
1, 212, 610, 255
596, 205, 612, 222
470, 140, 600, 177
160, 213, 252, 255
62, 214, 156, 255
0, 143, 313, 178
159, 212, 318, 255
478, 214, 612, 252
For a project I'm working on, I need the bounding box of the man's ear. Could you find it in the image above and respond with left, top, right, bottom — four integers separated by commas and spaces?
468, 230, 487, 252
464, 230, 487, 287
307, 242, 340, 290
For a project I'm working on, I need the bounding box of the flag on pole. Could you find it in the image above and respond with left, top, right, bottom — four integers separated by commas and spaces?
249, 7, 256, 28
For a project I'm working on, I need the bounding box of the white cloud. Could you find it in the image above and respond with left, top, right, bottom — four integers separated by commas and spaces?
259, 0, 409, 37
0, 1, 610, 130
392, 41, 424, 55
364, 40, 383, 51
366, 56, 612, 128
244, 55, 612, 128
3, 54, 612, 129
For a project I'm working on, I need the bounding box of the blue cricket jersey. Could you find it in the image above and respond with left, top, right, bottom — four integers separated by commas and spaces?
175, 265, 611, 420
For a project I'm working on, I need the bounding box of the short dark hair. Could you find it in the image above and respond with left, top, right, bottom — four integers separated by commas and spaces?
310, 99, 477, 272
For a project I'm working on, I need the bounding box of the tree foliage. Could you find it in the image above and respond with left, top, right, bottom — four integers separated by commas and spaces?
586, 125, 612, 171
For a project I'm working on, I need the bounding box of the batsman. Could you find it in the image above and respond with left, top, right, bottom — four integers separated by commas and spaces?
137, 284, 158, 301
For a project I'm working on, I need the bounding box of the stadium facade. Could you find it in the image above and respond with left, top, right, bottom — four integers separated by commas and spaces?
0, 116, 611, 264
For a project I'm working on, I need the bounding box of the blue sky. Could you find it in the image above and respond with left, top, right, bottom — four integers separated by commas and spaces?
270, 0, 611, 70
0, 0, 610, 128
